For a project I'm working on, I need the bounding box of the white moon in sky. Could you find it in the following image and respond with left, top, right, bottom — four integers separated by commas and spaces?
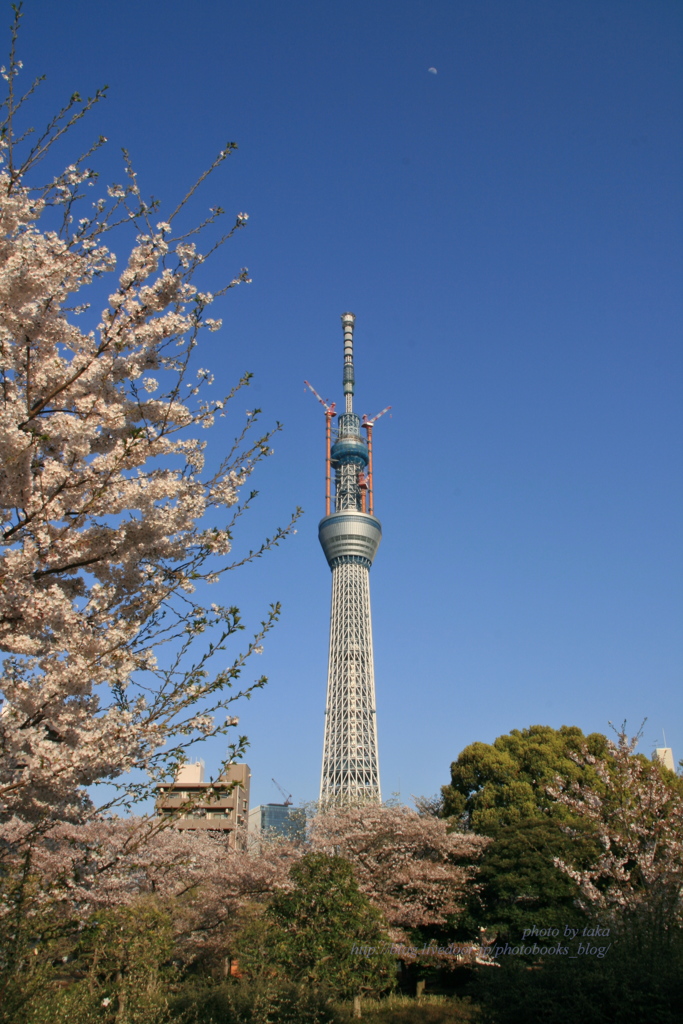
428, 67, 438, 74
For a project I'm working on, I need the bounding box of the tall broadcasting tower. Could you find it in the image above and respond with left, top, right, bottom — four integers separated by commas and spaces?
306, 314, 390, 806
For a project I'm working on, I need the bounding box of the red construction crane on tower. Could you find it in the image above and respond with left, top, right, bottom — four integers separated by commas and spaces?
362, 406, 391, 516
304, 381, 337, 516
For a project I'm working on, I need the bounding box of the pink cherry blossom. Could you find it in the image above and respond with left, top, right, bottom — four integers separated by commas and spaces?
0, 18, 300, 972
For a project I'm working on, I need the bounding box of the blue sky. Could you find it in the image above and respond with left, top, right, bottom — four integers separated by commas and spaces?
17, 0, 682, 807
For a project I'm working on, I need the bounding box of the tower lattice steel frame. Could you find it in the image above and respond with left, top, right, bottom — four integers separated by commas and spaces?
307, 314, 389, 806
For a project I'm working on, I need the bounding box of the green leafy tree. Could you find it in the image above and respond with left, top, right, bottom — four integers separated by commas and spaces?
236, 852, 396, 999
441, 725, 610, 832
4, 899, 176, 1024
442, 726, 609, 937
464, 818, 597, 936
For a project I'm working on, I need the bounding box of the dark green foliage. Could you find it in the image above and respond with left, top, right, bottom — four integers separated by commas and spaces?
169, 979, 345, 1024
235, 853, 395, 999
474, 913, 683, 1024
366, 1008, 472, 1024
464, 818, 598, 936
442, 725, 609, 833
442, 725, 609, 937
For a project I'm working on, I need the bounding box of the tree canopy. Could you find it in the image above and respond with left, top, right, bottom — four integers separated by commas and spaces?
310, 803, 489, 933
552, 730, 683, 926
440, 725, 610, 938
441, 724, 610, 834
236, 852, 396, 998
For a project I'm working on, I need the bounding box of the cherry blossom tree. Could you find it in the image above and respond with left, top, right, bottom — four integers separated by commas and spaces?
0, 815, 304, 1015
473, 735, 683, 1024
551, 730, 683, 926
309, 804, 490, 943
0, 7, 299, 824
0, 6, 299, 987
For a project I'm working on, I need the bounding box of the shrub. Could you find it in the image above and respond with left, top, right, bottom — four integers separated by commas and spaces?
169, 979, 345, 1024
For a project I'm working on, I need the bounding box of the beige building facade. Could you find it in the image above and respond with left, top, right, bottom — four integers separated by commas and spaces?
653, 747, 676, 773
155, 761, 250, 845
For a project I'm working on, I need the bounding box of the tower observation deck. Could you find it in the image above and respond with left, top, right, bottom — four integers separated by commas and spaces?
306, 314, 389, 806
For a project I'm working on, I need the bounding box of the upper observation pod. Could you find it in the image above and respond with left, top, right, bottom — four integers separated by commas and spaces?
331, 412, 369, 467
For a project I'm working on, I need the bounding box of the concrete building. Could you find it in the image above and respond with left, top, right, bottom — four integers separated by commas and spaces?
653, 747, 676, 772
155, 761, 250, 845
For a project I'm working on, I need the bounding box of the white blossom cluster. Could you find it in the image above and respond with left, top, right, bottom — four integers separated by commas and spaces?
310, 804, 490, 947
551, 732, 683, 926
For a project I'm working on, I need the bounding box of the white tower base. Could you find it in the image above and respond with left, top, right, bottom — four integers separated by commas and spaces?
320, 558, 381, 805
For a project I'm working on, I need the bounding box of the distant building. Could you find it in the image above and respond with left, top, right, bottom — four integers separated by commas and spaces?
653, 747, 676, 773
155, 761, 250, 846
248, 803, 305, 840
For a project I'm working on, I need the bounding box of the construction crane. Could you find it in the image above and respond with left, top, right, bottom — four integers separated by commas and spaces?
271, 778, 292, 806
361, 406, 391, 516
305, 381, 337, 517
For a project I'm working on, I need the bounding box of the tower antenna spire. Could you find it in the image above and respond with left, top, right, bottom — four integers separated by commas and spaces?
341, 312, 355, 413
